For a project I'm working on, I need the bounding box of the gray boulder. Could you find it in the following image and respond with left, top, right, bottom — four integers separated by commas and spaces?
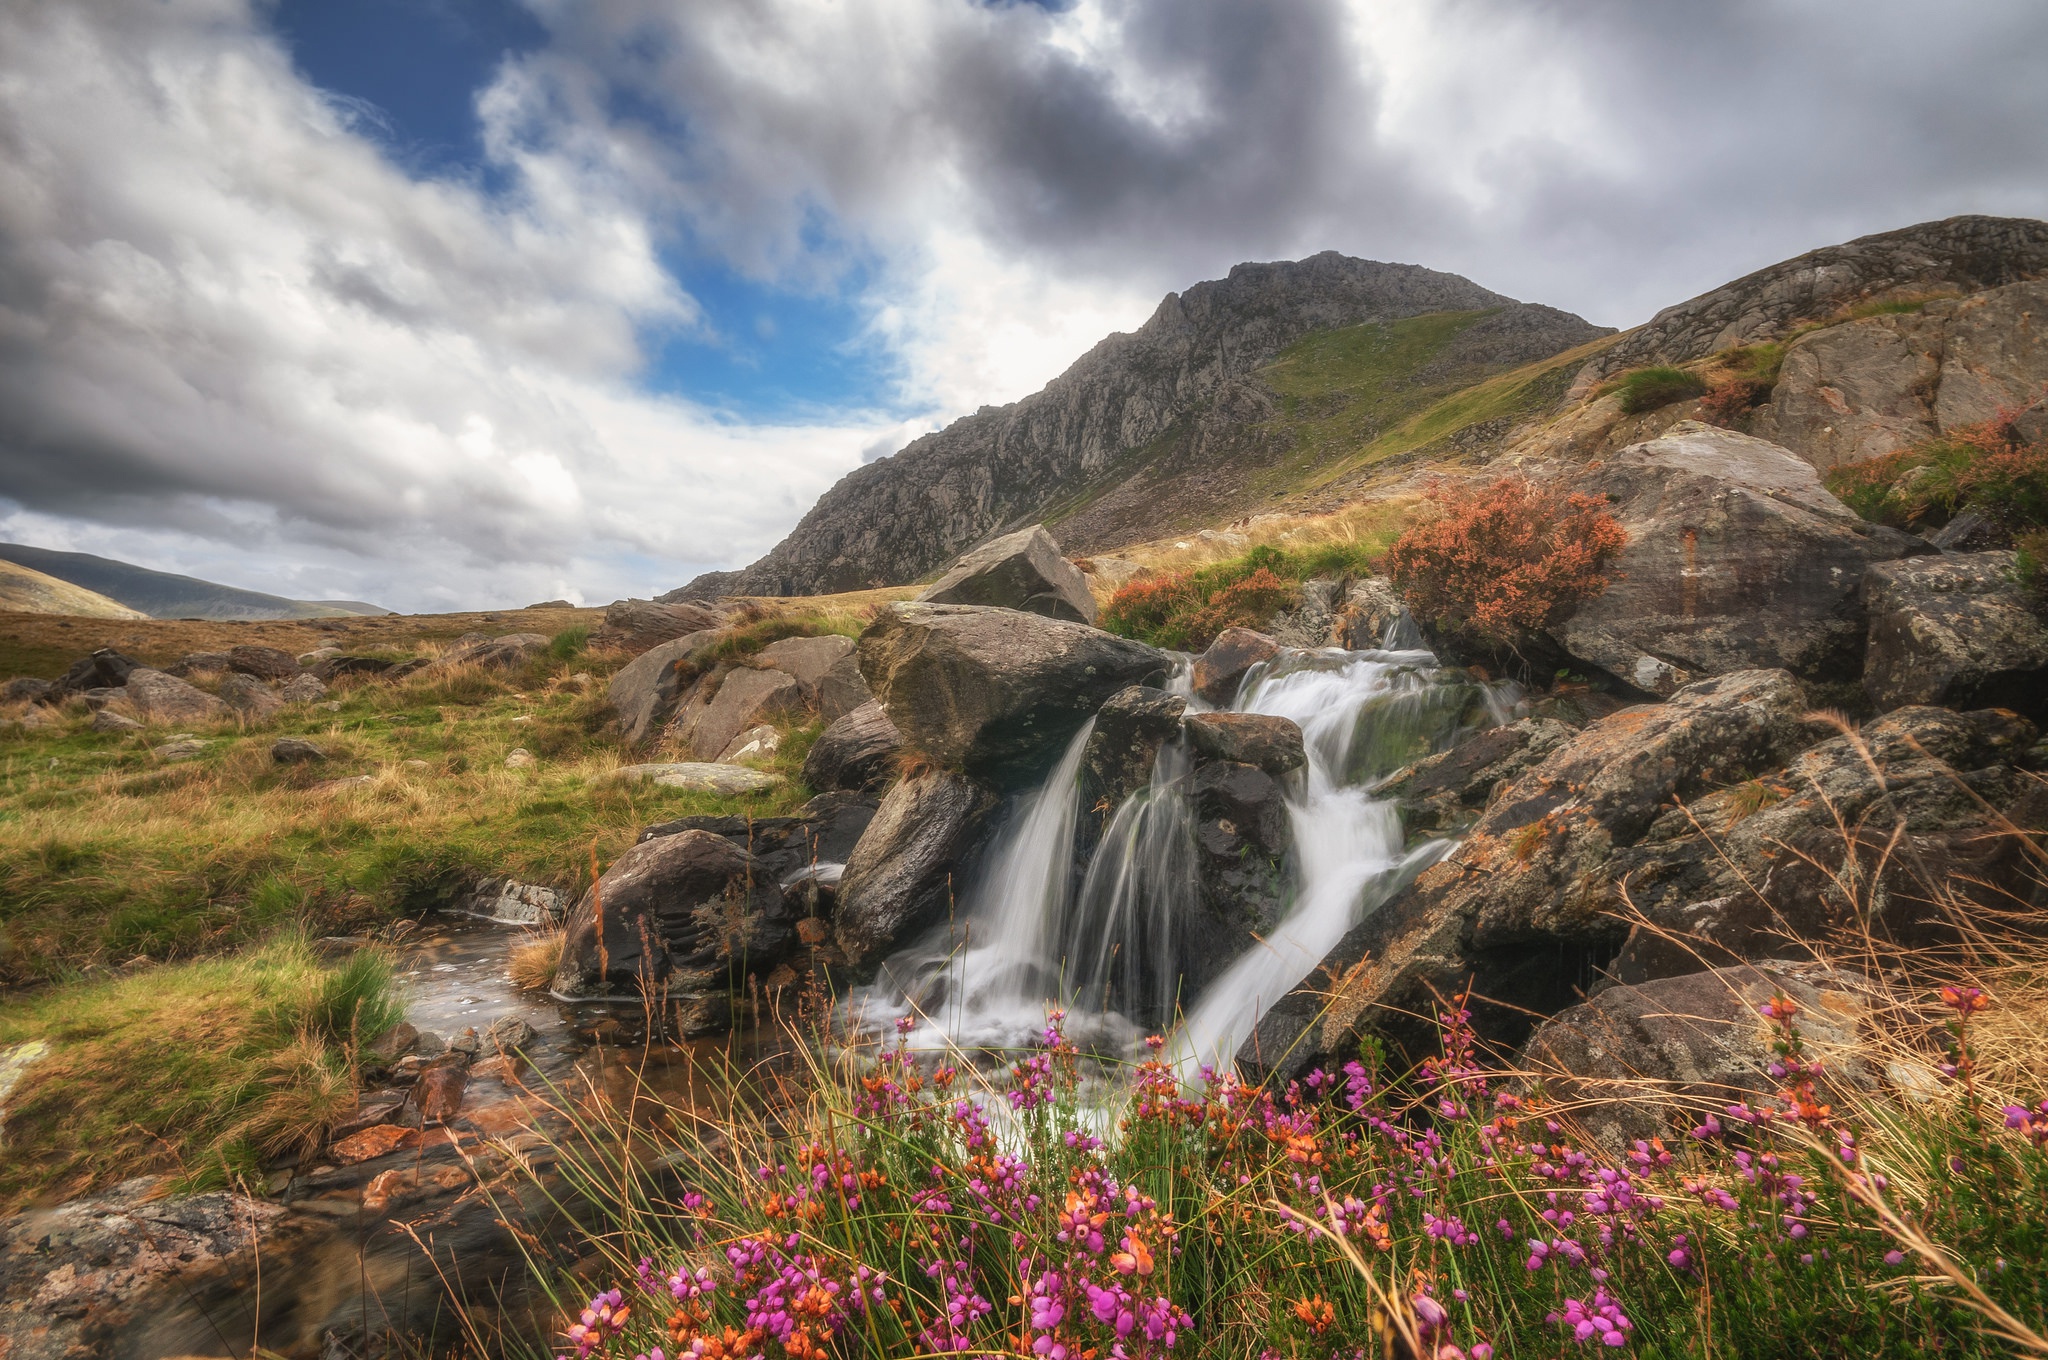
438, 632, 548, 671
613, 762, 783, 795
227, 645, 301, 681
279, 673, 329, 704
1556, 423, 1925, 695
52, 648, 140, 698
1377, 717, 1577, 836
801, 701, 903, 792
915, 524, 1098, 625
91, 708, 143, 733
1183, 711, 1306, 776
606, 629, 721, 746
122, 669, 229, 725
271, 738, 327, 764
834, 769, 998, 972
672, 666, 804, 761
593, 598, 724, 654
2, 677, 52, 705
1082, 686, 1188, 808
755, 634, 857, 701
1191, 628, 1280, 706
217, 673, 284, 722
858, 602, 1167, 787
1862, 550, 2048, 717
814, 653, 875, 723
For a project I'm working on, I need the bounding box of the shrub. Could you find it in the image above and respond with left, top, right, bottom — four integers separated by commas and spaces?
1825, 415, 2048, 533
1614, 365, 1708, 415
1698, 379, 1772, 428
548, 626, 590, 662
1182, 567, 1298, 643
1099, 542, 1393, 651
1384, 476, 1628, 643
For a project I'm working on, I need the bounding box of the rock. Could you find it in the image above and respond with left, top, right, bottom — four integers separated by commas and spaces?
410, 1061, 469, 1123
51, 647, 141, 697
438, 632, 548, 671
152, 738, 209, 762
462, 878, 566, 924
672, 666, 804, 760
593, 598, 725, 654
365, 1022, 419, 1063
1191, 760, 1288, 857
280, 672, 329, 703
915, 524, 1098, 624
1555, 423, 1925, 694
607, 629, 723, 746
174, 651, 233, 675
1191, 628, 1281, 707
331, 1123, 422, 1165
858, 602, 1167, 787
227, 644, 302, 680
2, 677, 52, 704
814, 652, 875, 722
1926, 509, 2005, 552
217, 672, 285, 721
835, 769, 998, 972
504, 748, 535, 768
1240, 669, 1821, 1080
1082, 686, 1188, 807
1521, 962, 1880, 1145
718, 724, 781, 763
614, 761, 784, 795
554, 829, 794, 1020
801, 701, 903, 792
1376, 718, 1576, 836
642, 790, 879, 887
1747, 309, 1947, 468
311, 655, 395, 682
1264, 576, 1337, 649
272, 737, 327, 764
755, 634, 857, 700
91, 708, 143, 733
6, 704, 59, 731
1330, 577, 1409, 650
1862, 550, 2048, 717
80, 686, 122, 710
1186, 758, 1292, 995
484, 1016, 538, 1053
1182, 711, 1306, 776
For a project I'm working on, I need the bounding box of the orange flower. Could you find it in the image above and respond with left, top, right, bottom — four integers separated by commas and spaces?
1292, 1295, 1336, 1335
1110, 1232, 1155, 1277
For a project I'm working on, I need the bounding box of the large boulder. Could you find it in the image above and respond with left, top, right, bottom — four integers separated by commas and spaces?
594, 598, 724, 654
607, 629, 722, 746
672, 666, 805, 761
1191, 628, 1281, 707
1862, 551, 2048, 718
916, 525, 1098, 624
857, 603, 1167, 787
226, 645, 302, 681
217, 673, 284, 722
755, 634, 857, 702
834, 769, 998, 973
1520, 962, 1880, 1146
121, 669, 229, 725
1554, 422, 1926, 695
1082, 686, 1188, 809
51, 648, 140, 699
1183, 711, 1306, 776
1238, 669, 1820, 1080
814, 653, 876, 723
801, 701, 903, 792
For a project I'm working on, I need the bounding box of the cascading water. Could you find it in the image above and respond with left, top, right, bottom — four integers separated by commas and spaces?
854, 631, 1503, 1073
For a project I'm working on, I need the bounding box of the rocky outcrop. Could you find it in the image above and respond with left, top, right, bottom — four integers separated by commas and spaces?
1183, 711, 1306, 775
857, 603, 1167, 787
672, 667, 805, 761
1082, 686, 1188, 808
607, 629, 722, 746
802, 701, 903, 792
1192, 628, 1281, 706
1862, 551, 2048, 717
120, 668, 228, 724
916, 525, 1098, 624
1377, 717, 1576, 836
1555, 423, 1926, 694
756, 634, 858, 702
835, 769, 998, 973
593, 598, 724, 654
687, 253, 1604, 597
1572, 215, 2048, 394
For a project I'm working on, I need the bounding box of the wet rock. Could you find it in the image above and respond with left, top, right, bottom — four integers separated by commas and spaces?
365, 1022, 419, 1063
218, 671, 285, 721
484, 1016, 538, 1054
1862, 550, 2048, 718
607, 628, 723, 746
756, 633, 858, 700
1083, 685, 1188, 807
1191, 760, 1289, 858
1191, 627, 1281, 707
915, 524, 1099, 624
672, 666, 804, 761
1330, 577, 1409, 650
1520, 961, 1879, 1146
91, 707, 143, 733
593, 598, 724, 654
228, 644, 302, 680
331, 1123, 423, 1164
122, 668, 229, 724
858, 602, 1167, 788
410, 1061, 469, 1123
1555, 423, 1926, 694
643, 792, 879, 885
272, 736, 327, 764
815, 652, 876, 722
615, 761, 783, 795
1183, 711, 1306, 776
802, 701, 903, 792
280, 672, 329, 703
1377, 718, 1576, 836
835, 769, 999, 973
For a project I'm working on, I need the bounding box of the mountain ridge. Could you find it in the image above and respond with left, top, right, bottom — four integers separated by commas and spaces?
0, 543, 393, 621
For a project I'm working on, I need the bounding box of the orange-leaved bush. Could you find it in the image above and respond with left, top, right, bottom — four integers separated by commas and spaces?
1384, 476, 1627, 642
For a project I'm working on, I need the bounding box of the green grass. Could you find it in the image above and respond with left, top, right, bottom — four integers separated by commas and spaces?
0, 935, 401, 1207
1613, 364, 1709, 415
1099, 540, 1391, 649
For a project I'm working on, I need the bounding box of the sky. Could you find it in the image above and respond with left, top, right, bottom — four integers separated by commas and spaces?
1, 0, 2045, 612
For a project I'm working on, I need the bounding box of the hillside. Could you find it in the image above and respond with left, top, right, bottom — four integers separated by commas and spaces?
671, 253, 1609, 597
0, 559, 147, 619
0, 543, 393, 620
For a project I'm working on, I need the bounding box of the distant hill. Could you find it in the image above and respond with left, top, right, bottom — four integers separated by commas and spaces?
0, 559, 150, 619
0, 544, 393, 621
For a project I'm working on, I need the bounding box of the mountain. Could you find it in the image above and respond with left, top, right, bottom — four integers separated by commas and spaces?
0, 559, 149, 619
671, 253, 1611, 598
0, 544, 394, 621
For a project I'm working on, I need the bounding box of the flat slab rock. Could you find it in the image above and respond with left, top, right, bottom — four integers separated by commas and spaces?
614, 761, 783, 794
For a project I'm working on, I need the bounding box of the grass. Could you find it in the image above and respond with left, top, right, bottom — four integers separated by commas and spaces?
0, 934, 401, 1207
1099, 540, 1390, 650
1824, 416, 2048, 534
1612, 365, 1709, 415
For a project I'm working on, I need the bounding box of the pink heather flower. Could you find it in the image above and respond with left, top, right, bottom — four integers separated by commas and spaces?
896, 1015, 916, 1035
1941, 985, 1988, 1015
1885, 1250, 1907, 1266
564, 1288, 629, 1359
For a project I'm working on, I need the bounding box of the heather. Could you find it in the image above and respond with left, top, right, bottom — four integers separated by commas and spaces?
522, 979, 2048, 1360
1100, 542, 1385, 650
1825, 415, 2048, 535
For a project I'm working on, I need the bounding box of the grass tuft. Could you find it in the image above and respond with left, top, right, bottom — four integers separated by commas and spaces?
1613, 364, 1709, 415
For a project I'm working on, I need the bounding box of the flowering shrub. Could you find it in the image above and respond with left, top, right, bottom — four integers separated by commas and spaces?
533, 986, 2047, 1360
1100, 543, 1380, 650
1384, 477, 1627, 643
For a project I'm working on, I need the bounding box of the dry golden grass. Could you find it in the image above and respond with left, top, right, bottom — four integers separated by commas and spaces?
1082, 497, 1417, 602
509, 928, 567, 992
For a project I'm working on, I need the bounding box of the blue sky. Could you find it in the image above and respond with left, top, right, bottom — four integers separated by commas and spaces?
1, 0, 2045, 611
